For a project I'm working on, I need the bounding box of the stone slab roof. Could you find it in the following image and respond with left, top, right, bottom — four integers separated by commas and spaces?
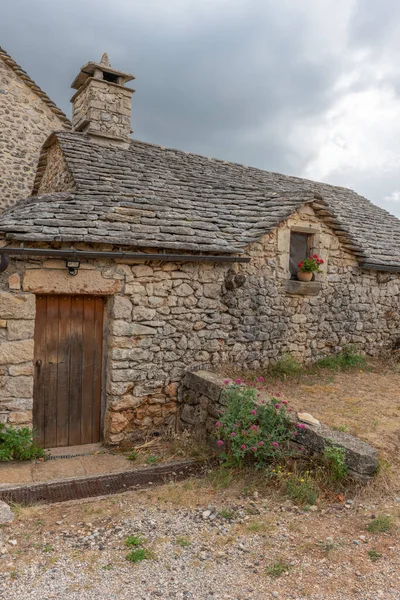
1, 131, 400, 267
0, 46, 71, 126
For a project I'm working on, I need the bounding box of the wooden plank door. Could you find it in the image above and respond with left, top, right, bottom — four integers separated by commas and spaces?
33, 295, 104, 448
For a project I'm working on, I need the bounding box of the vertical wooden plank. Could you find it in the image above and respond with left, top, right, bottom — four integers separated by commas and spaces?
43, 296, 59, 448
81, 297, 95, 444
56, 296, 71, 447
69, 296, 84, 446
92, 297, 104, 443
33, 296, 47, 447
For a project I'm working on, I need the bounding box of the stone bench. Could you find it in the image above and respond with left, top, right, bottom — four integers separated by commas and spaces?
178, 370, 378, 479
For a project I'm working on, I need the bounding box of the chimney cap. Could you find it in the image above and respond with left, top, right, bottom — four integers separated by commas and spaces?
71, 55, 135, 90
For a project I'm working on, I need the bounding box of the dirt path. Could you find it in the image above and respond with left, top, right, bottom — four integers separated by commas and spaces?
1, 480, 399, 600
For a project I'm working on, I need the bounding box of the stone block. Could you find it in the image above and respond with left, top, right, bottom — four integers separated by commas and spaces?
7, 320, 35, 341
23, 269, 121, 295
0, 376, 33, 398
182, 371, 225, 402
8, 273, 21, 291
8, 410, 32, 424
0, 292, 35, 319
111, 321, 157, 336
295, 421, 378, 476
9, 363, 34, 376
0, 340, 34, 365
284, 281, 322, 296
112, 296, 132, 319
180, 403, 208, 425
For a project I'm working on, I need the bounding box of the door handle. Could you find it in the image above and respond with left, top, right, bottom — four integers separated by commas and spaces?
36, 359, 42, 368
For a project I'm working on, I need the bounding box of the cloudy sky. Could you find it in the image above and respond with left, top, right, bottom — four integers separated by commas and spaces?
1, 0, 400, 215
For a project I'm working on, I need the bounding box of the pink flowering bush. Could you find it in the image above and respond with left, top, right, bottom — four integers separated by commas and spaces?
215, 381, 295, 468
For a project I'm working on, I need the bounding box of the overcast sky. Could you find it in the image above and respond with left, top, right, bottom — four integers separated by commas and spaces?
2, 0, 400, 216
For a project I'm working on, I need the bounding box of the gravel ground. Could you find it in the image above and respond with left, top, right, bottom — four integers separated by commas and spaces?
0, 481, 399, 600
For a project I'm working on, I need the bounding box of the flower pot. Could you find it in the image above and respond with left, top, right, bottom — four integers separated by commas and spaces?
297, 271, 313, 282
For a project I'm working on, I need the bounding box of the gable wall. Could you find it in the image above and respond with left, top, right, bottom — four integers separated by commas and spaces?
0, 207, 398, 445
37, 142, 75, 194
0, 57, 69, 211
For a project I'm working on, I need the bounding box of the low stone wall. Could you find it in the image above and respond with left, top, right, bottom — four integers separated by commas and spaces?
179, 371, 378, 478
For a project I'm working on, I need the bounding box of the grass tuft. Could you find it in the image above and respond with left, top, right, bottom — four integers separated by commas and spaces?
126, 548, 152, 563
267, 355, 302, 379
314, 346, 367, 372
367, 515, 392, 533
266, 559, 290, 578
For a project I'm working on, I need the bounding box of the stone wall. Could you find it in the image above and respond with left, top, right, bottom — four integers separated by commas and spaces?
0, 204, 399, 443
179, 371, 379, 478
0, 56, 69, 211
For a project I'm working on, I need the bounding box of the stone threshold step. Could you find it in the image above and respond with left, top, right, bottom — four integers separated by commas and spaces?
0, 459, 213, 506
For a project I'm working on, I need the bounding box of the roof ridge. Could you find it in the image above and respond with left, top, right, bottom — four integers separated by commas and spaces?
0, 46, 71, 126
55, 131, 361, 197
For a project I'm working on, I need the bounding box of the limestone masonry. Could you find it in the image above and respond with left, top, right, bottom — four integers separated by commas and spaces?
0, 51, 399, 446
0, 46, 70, 212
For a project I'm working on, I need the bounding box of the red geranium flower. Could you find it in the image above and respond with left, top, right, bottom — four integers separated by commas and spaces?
298, 261, 304, 268
313, 253, 318, 259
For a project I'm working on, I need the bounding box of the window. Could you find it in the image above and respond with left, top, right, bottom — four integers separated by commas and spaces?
103, 71, 120, 84
289, 232, 311, 278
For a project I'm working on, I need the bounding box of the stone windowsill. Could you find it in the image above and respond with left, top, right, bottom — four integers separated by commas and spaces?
284, 280, 322, 296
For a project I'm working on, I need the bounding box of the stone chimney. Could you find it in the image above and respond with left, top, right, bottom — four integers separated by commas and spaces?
70, 53, 135, 148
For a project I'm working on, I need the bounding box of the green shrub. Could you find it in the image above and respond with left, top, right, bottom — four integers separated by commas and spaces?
126, 548, 152, 563
0, 425, 44, 462
125, 535, 143, 548
145, 455, 158, 465
285, 472, 318, 506
367, 515, 392, 533
323, 445, 349, 480
267, 355, 302, 379
127, 451, 138, 461
215, 382, 294, 468
266, 560, 290, 578
368, 548, 382, 561
315, 346, 367, 371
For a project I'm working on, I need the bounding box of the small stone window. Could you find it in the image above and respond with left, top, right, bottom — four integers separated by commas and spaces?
289, 232, 311, 278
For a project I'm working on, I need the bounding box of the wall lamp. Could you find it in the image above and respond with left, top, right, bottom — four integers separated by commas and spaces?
65, 259, 80, 276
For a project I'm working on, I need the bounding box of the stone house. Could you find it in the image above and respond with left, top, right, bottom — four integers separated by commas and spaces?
0, 45, 70, 212
0, 54, 399, 449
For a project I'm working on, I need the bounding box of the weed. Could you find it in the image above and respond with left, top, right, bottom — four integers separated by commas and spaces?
219, 508, 235, 520
43, 545, 53, 553
267, 355, 302, 379
367, 515, 392, 533
207, 466, 234, 489
146, 455, 158, 465
10, 569, 18, 579
285, 472, 318, 506
368, 548, 382, 561
247, 520, 265, 533
125, 535, 143, 548
266, 559, 290, 578
126, 548, 152, 563
323, 445, 349, 481
315, 346, 367, 372
127, 451, 138, 462
0, 425, 44, 461
176, 537, 191, 547
318, 540, 335, 554
332, 425, 348, 433
102, 564, 114, 570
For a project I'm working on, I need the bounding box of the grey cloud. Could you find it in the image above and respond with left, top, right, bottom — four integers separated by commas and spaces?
1, 0, 400, 216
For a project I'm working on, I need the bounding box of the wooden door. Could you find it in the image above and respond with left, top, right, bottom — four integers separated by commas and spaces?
33, 295, 104, 448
